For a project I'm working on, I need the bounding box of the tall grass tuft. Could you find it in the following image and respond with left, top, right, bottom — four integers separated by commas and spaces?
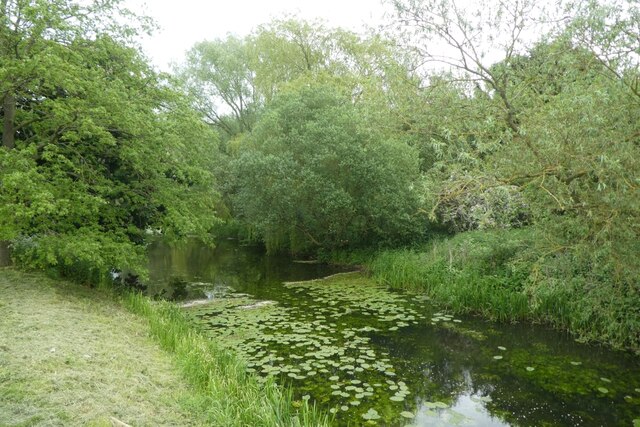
123, 292, 330, 426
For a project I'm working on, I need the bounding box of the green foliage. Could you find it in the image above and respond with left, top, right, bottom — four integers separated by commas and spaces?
124, 292, 330, 426
368, 229, 533, 320
368, 227, 640, 352
433, 174, 530, 232
229, 84, 423, 253
0, 2, 220, 277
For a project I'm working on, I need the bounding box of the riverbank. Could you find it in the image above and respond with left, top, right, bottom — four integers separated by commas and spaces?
351, 228, 639, 355
0, 268, 328, 426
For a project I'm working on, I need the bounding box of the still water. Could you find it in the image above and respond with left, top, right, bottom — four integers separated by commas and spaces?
146, 239, 640, 427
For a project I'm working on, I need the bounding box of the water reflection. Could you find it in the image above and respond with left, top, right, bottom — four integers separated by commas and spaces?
0, 242, 11, 267
146, 238, 640, 427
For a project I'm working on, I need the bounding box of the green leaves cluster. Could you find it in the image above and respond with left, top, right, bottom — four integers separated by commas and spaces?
1, 1, 219, 278
230, 85, 422, 253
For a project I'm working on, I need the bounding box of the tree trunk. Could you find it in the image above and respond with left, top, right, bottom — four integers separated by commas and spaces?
2, 93, 15, 149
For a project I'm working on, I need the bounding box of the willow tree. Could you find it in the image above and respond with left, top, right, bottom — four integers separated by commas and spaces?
230, 84, 423, 254
178, 18, 418, 143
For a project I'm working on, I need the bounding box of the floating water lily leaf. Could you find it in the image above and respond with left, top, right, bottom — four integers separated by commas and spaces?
341, 405, 349, 411
598, 387, 609, 394
600, 377, 611, 383
526, 367, 535, 372
471, 395, 493, 403
362, 408, 381, 420
400, 411, 415, 419
570, 361, 582, 366
329, 375, 339, 381
493, 355, 503, 360
329, 408, 338, 414
434, 401, 449, 409
497, 346, 506, 351
350, 400, 361, 406
390, 395, 405, 401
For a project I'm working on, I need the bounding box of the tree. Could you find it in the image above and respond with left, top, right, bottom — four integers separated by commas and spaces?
230, 84, 423, 253
0, 1, 219, 279
179, 17, 420, 144
181, 35, 259, 137
0, 0, 153, 149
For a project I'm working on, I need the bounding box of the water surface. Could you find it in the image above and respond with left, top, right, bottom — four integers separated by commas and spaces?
146, 239, 640, 426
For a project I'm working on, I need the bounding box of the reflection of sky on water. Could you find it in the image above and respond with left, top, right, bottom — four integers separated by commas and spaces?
414, 368, 507, 426
415, 393, 508, 426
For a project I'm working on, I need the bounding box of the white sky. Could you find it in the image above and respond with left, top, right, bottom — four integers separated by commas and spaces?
127, 0, 389, 70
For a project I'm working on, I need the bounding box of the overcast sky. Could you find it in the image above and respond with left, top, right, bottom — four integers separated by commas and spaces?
127, 0, 389, 70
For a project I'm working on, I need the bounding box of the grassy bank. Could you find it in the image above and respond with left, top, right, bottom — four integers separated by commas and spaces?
123, 292, 329, 427
0, 268, 329, 426
361, 228, 639, 354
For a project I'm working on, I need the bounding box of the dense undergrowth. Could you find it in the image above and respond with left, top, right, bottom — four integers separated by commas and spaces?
358, 228, 639, 354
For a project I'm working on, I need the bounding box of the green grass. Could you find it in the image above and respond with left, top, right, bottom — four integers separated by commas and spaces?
123, 292, 330, 427
364, 228, 640, 354
0, 268, 329, 426
0, 268, 206, 426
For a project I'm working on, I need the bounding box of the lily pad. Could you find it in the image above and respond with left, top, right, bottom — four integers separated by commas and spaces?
598, 387, 609, 394
400, 411, 415, 419
493, 355, 503, 360
362, 408, 381, 420
497, 346, 507, 351
526, 366, 535, 372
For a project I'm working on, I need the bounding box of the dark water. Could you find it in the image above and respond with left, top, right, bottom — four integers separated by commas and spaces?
146, 239, 640, 427
0, 242, 11, 267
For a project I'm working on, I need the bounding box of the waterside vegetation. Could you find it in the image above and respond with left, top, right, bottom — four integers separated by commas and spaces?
1, 0, 639, 424
0, 267, 329, 426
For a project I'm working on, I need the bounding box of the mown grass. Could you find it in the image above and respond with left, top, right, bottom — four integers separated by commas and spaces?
363, 228, 640, 354
0, 268, 206, 426
0, 268, 329, 426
